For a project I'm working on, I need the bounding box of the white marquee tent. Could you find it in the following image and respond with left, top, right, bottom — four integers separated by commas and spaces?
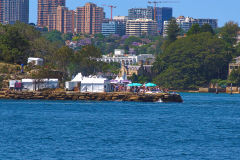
65, 73, 112, 92
65, 73, 83, 91
22, 79, 58, 91
80, 76, 111, 93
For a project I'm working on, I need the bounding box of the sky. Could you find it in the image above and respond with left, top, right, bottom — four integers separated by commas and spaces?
29, 0, 240, 27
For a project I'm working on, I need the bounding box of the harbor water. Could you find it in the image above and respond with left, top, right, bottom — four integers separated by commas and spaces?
0, 93, 240, 159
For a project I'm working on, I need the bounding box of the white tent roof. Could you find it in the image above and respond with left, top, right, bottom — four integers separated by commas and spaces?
47, 79, 58, 82
28, 57, 43, 61
22, 79, 58, 83
115, 76, 120, 81
81, 77, 108, 84
22, 79, 34, 83
115, 75, 127, 82
72, 73, 83, 82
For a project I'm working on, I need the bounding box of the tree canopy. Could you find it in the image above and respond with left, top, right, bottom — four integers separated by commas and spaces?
153, 32, 231, 89
220, 21, 239, 47
166, 18, 180, 43
229, 68, 240, 85
201, 24, 214, 34
187, 24, 201, 36
0, 24, 30, 63
187, 24, 214, 36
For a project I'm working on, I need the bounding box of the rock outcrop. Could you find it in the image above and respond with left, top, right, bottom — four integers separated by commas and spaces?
0, 91, 183, 103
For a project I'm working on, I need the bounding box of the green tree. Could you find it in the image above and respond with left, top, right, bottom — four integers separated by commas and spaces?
166, 18, 180, 43
201, 24, 214, 34
152, 54, 166, 75
94, 33, 105, 40
62, 33, 73, 41
187, 24, 201, 36
129, 73, 151, 84
154, 36, 164, 54
235, 43, 240, 57
0, 76, 3, 89
73, 45, 102, 75
0, 24, 29, 64
229, 69, 240, 85
220, 21, 239, 47
153, 32, 230, 89
43, 30, 64, 44
54, 46, 74, 73
154, 66, 185, 89
129, 73, 138, 83
13, 21, 41, 41
124, 36, 141, 46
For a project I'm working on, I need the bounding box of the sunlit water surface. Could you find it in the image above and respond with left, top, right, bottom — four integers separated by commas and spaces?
0, 93, 240, 159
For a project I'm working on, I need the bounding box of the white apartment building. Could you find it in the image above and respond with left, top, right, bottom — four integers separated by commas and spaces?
113, 16, 129, 21
163, 16, 218, 37
97, 49, 155, 65
126, 19, 157, 36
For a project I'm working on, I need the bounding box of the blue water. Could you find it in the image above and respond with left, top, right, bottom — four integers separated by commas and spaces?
0, 93, 240, 160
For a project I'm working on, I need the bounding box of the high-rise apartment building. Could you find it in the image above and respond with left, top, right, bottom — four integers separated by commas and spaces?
76, 3, 104, 34
113, 16, 128, 36
37, 0, 65, 27
128, 7, 172, 34
0, 0, 29, 24
126, 19, 157, 36
101, 21, 117, 36
197, 18, 218, 29
56, 6, 75, 33
155, 7, 172, 34
0, 1, 3, 23
128, 7, 153, 20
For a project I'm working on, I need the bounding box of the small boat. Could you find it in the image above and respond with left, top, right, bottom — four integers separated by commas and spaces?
157, 98, 163, 103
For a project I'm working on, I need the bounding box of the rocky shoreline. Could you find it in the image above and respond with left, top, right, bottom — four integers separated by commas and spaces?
0, 91, 183, 103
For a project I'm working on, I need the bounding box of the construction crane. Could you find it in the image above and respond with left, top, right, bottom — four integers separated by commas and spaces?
148, 1, 178, 21
103, 4, 117, 21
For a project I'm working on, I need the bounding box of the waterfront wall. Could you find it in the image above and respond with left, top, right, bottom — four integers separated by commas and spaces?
0, 91, 183, 103
199, 87, 226, 93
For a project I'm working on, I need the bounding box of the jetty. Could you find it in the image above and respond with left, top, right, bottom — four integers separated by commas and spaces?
0, 91, 183, 103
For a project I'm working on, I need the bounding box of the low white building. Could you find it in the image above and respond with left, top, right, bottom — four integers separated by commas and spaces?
137, 54, 155, 63
27, 57, 44, 66
98, 49, 155, 65
21, 79, 58, 91
100, 54, 137, 65
80, 76, 111, 93
114, 49, 125, 56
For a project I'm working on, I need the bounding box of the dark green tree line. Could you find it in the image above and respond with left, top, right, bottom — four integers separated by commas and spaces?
153, 32, 231, 89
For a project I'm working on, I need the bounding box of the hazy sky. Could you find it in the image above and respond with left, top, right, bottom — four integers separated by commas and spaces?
29, 0, 240, 26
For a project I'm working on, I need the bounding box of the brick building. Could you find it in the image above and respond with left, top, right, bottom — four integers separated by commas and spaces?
56, 6, 75, 33
0, 0, 29, 24
37, 0, 65, 28
76, 3, 104, 34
